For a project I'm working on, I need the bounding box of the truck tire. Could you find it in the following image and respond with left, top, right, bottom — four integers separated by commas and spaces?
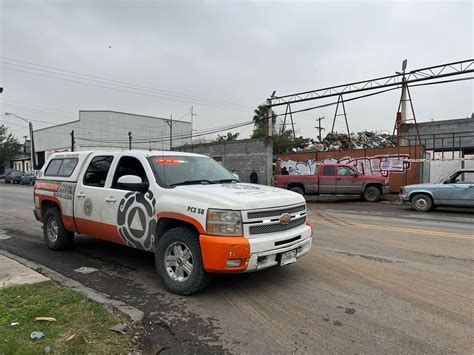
43, 208, 74, 250
411, 194, 433, 212
155, 226, 212, 295
363, 186, 381, 202
289, 186, 304, 196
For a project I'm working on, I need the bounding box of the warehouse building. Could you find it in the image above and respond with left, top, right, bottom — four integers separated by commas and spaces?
33, 110, 192, 168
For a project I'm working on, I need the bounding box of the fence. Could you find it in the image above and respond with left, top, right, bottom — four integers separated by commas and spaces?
277, 146, 424, 193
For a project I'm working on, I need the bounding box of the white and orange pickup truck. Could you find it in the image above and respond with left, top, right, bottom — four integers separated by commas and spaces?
34, 150, 312, 294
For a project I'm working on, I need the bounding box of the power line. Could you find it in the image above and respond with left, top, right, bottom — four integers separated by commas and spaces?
1, 61, 254, 112
1, 57, 251, 109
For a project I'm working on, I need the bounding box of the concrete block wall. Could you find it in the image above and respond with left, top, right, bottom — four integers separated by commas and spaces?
400, 116, 474, 150
177, 138, 268, 183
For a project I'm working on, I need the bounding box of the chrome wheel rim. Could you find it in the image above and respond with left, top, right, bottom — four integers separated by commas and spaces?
415, 198, 427, 210
47, 217, 59, 243
164, 242, 193, 282
367, 189, 377, 200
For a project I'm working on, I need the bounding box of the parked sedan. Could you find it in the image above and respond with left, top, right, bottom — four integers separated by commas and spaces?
400, 169, 474, 211
5, 171, 24, 184
20, 170, 39, 185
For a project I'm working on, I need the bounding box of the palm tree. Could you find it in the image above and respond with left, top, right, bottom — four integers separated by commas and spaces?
251, 105, 277, 138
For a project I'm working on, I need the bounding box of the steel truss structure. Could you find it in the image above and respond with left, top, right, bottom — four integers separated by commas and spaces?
269, 59, 473, 107
268, 59, 473, 147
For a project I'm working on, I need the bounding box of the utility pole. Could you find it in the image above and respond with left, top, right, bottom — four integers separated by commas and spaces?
190, 106, 197, 145
315, 116, 325, 142
70, 130, 75, 152
166, 114, 173, 150
4, 112, 36, 170
266, 94, 274, 186
128, 131, 132, 150
400, 59, 408, 124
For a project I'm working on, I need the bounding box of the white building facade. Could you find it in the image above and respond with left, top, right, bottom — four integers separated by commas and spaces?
34, 111, 191, 168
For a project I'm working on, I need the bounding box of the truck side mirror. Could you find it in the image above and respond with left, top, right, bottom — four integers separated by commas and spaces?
117, 175, 149, 193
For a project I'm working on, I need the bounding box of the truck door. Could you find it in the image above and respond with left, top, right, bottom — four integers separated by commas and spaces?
74, 154, 115, 239
102, 155, 156, 251
438, 171, 474, 207
319, 165, 337, 194
336, 166, 360, 194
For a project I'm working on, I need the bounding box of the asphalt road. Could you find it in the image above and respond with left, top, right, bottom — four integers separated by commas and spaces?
1, 183, 473, 354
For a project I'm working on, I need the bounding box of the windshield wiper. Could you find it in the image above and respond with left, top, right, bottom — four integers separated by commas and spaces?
212, 178, 239, 183
169, 180, 215, 187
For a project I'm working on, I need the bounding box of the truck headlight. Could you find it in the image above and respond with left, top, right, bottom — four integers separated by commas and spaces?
206, 209, 242, 236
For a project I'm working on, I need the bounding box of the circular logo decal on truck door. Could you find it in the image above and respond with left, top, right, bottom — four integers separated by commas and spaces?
117, 190, 156, 251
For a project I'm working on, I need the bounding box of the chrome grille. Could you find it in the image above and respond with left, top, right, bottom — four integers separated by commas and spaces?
249, 217, 306, 235
247, 205, 305, 219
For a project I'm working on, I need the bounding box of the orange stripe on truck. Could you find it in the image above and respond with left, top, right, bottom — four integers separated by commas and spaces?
157, 212, 206, 234
74, 217, 126, 245
34, 193, 77, 232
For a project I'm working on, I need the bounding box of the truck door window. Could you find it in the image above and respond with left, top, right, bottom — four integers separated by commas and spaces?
338, 167, 355, 176
322, 166, 335, 176
83, 156, 114, 187
111, 156, 148, 189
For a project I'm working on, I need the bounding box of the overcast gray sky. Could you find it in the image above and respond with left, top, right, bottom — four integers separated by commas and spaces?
0, 0, 472, 142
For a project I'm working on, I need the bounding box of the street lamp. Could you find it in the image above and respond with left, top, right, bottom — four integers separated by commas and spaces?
4, 112, 36, 170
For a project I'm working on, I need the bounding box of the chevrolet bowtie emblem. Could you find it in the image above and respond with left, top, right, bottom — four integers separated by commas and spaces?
279, 214, 291, 224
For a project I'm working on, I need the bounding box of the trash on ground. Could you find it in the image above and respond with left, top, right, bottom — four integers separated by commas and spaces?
10, 322, 19, 326
73, 267, 99, 274
35, 317, 57, 322
108, 323, 126, 334
43, 345, 52, 353
30, 331, 45, 340
65, 333, 79, 342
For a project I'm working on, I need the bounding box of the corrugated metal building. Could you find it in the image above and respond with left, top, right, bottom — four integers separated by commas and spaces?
33, 110, 191, 168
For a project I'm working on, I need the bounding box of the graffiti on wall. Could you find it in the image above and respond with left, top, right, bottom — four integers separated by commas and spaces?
279, 154, 410, 177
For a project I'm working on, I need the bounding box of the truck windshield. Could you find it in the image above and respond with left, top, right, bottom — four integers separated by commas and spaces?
148, 156, 238, 188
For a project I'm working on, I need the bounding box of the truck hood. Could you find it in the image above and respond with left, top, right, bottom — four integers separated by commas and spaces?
168, 183, 305, 210
403, 183, 441, 190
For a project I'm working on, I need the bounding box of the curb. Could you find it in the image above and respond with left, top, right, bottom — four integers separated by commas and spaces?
0, 249, 144, 323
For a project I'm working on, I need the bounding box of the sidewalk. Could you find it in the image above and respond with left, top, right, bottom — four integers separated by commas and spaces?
0, 254, 49, 288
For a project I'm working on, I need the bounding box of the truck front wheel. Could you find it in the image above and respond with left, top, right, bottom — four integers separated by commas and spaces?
363, 186, 381, 202
411, 194, 433, 212
155, 226, 212, 295
43, 208, 74, 250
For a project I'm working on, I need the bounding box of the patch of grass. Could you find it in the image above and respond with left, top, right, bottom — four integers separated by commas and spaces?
0, 281, 141, 354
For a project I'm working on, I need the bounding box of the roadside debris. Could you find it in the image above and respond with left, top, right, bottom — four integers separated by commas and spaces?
35, 317, 57, 322
65, 333, 79, 342
308, 131, 397, 151
30, 331, 45, 340
10, 322, 19, 326
109, 323, 126, 334
0, 229, 11, 240
43, 345, 52, 353
74, 267, 99, 274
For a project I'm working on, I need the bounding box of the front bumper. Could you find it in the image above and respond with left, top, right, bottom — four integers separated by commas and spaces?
199, 224, 313, 273
399, 193, 410, 204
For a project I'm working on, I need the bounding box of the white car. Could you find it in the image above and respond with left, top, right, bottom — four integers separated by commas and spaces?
34, 150, 313, 294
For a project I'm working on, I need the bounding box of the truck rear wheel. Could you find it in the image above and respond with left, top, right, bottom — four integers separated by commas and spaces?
363, 186, 381, 202
155, 226, 211, 295
43, 208, 74, 250
289, 186, 304, 196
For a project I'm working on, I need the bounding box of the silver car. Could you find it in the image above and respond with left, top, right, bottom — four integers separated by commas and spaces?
400, 169, 474, 212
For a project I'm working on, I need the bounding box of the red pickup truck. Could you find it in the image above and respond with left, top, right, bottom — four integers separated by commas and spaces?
274, 163, 390, 202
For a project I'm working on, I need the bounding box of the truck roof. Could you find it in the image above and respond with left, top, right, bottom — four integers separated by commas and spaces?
50, 150, 206, 158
